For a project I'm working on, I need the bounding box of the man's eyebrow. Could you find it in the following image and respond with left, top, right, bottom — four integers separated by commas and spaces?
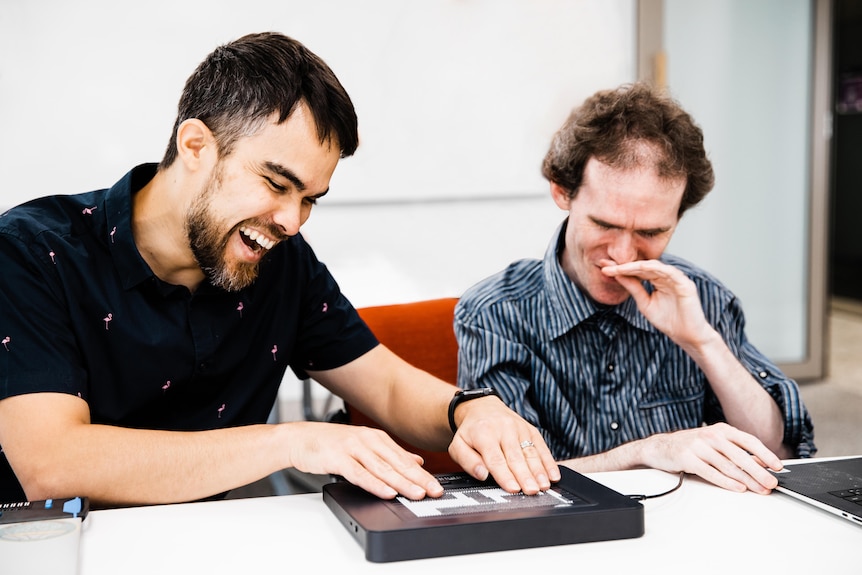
589, 216, 619, 229
589, 216, 670, 235
263, 161, 306, 192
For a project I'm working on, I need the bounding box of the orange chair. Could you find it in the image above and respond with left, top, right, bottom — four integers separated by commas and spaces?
346, 298, 462, 474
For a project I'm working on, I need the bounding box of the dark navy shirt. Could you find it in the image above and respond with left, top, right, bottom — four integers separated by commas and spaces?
0, 164, 378, 502
455, 221, 816, 461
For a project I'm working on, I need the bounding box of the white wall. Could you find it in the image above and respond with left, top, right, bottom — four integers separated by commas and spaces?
0, 0, 634, 206
663, 0, 813, 365
0, 0, 636, 404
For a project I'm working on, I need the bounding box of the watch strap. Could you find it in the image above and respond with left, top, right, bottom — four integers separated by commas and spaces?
447, 388, 499, 433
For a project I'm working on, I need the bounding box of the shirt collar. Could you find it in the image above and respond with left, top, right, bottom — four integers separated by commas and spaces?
541, 219, 658, 339
105, 163, 161, 290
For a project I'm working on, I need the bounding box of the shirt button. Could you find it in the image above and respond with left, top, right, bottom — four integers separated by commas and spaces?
758, 370, 768, 379
607, 364, 615, 372
610, 421, 620, 431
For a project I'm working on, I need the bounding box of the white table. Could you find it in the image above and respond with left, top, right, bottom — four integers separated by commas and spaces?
78, 464, 859, 574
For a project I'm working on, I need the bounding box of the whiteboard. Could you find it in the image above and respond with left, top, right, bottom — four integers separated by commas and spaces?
0, 0, 634, 207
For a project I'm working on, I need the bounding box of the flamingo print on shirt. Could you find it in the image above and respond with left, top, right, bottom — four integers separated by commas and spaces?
217, 404, 226, 418
109, 226, 117, 243
103, 313, 113, 330
2, 336, 10, 351
237, 302, 244, 318
82, 206, 97, 215
271, 345, 278, 361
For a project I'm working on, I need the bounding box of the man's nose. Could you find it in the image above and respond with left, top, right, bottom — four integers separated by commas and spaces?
272, 201, 304, 237
607, 233, 637, 264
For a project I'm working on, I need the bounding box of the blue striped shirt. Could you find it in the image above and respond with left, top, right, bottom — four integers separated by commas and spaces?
455, 222, 816, 459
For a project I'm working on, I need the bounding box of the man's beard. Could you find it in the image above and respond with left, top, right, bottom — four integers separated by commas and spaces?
185, 171, 261, 292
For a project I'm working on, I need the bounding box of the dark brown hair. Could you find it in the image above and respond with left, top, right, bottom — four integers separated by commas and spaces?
159, 32, 358, 169
541, 82, 714, 217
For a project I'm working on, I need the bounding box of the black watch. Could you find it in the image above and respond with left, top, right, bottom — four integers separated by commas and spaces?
447, 388, 500, 433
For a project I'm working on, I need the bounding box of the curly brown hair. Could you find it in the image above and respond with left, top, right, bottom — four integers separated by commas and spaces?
541, 82, 715, 218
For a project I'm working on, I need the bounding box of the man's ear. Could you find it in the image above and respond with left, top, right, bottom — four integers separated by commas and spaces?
550, 182, 573, 211
176, 119, 215, 171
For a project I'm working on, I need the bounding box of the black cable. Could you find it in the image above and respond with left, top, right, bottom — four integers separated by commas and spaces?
625, 471, 685, 501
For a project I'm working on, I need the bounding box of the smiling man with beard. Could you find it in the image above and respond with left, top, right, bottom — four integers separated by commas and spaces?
0, 32, 558, 507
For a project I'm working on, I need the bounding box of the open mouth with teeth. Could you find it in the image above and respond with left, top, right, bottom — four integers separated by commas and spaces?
239, 226, 276, 253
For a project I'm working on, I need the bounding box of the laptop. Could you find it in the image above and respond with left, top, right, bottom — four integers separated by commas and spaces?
322, 466, 643, 562
771, 456, 862, 526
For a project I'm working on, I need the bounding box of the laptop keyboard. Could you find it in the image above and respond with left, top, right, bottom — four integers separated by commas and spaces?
829, 487, 862, 506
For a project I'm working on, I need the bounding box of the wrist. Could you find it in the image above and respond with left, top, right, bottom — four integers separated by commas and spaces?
679, 324, 723, 360
447, 388, 499, 433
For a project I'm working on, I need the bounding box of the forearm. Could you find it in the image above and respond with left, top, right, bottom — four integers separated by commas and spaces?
681, 328, 788, 456
359, 366, 455, 453
559, 439, 651, 474
312, 346, 454, 453
380, 370, 454, 451
18, 421, 295, 506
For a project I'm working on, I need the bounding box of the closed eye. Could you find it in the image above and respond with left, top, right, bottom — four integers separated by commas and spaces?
592, 219, 617, 232
305, 189, 328, 206
591, 217, 667, 238
265, 177, 288, 194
